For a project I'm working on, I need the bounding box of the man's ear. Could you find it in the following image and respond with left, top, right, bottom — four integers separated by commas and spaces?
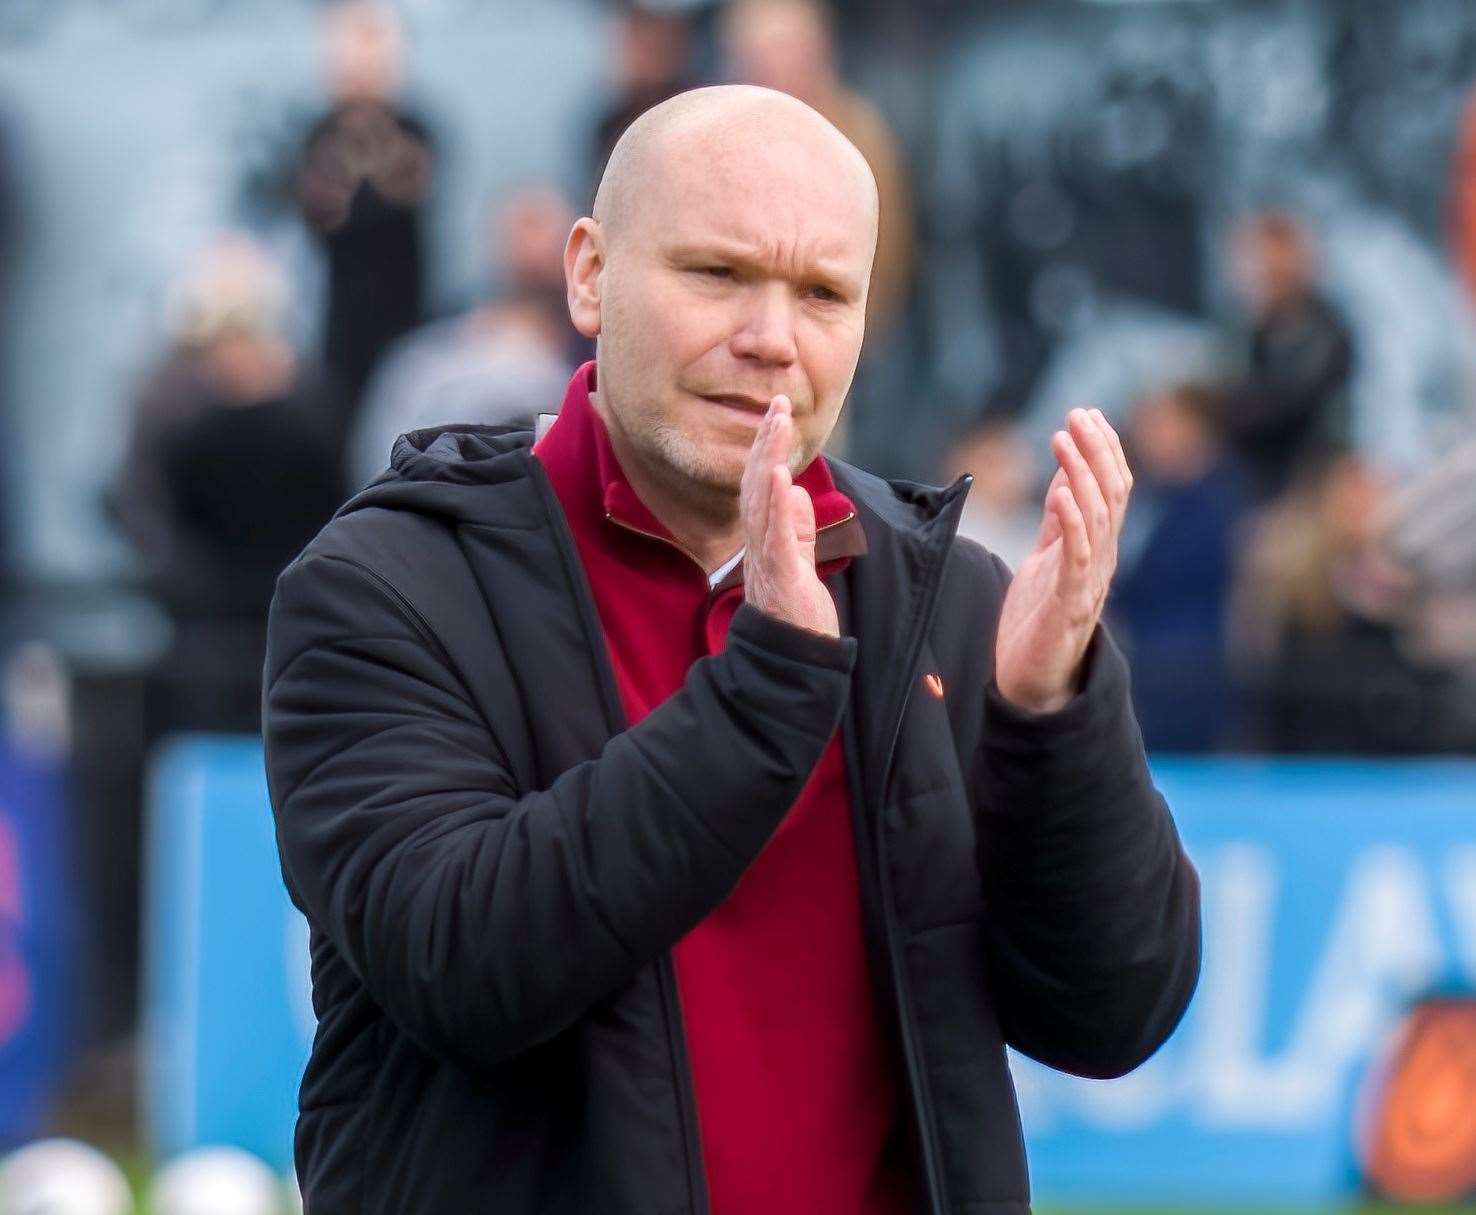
565, 217, 604, 339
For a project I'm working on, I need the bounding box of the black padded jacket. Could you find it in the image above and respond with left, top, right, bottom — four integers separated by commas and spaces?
262, 424, 1201, 1215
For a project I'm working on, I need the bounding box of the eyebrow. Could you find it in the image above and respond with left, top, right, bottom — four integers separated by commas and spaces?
664, 238, 862, 299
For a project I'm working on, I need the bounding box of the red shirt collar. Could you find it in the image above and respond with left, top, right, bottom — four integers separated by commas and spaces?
535, 362, 862, 570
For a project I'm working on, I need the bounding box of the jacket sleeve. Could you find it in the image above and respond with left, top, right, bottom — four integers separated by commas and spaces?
974, 558, 1201, 1079
263, 550, 856, 1075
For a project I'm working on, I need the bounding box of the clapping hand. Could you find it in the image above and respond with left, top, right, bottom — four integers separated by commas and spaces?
740, 395, 840, 639
994, 408, 1133, 715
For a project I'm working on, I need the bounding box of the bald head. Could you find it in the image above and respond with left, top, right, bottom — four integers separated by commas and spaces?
563, 85, 880, 520
593, 85, 878, 248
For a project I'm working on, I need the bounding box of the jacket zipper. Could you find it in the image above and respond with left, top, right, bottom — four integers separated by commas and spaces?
529, 461, 709, 1215
866, 490, 970, 1215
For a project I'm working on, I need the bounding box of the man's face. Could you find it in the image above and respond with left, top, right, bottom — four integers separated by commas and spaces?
1231, 222, 1313, 318
583, 124, 875, 499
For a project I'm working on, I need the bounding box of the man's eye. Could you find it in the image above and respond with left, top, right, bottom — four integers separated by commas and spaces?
697, 266, 734, 280
806, 285, 842, 303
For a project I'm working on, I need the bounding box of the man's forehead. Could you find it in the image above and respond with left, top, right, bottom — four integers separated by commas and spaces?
661, 222, 867, 276
651, 149, 872, 251
675, 124, 869, 208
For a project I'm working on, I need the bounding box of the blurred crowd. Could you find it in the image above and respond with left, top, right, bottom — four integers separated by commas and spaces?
6, 0, 1476, 1157
74, 0, 1476, 762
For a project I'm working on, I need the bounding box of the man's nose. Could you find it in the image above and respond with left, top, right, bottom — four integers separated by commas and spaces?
729, 284, 798, 366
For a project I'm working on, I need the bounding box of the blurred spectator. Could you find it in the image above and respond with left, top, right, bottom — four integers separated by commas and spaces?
1449, 88, 1476, 310
492, 185, 591, 366
109, 234, 341, 613
944, 419, 1038, 571
927, 13, 1211, 425
348, 188, 580, 487
590, 3, 694, 191
721, 0, 915, 336
1221, 213, 1355, 502
1232, 455, 1450, 754
1380, 437, 1476, 743
350, 302, 571, 488
154, 397, 343, 629
297, 1, 436, 444
1110, 384, 1250, 752
1384, 435, 1476, 598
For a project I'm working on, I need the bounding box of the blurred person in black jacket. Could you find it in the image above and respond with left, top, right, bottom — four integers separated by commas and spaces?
112, 236, 341, 607
111, 235, 343, 732
1222, 213, 1355, 502
297, 1, 435, 447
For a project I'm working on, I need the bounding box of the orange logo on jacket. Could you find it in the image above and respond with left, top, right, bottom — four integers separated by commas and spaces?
922, 672, 944, 699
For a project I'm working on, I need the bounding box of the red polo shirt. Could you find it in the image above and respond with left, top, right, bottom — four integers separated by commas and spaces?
534, 364, 912, 1214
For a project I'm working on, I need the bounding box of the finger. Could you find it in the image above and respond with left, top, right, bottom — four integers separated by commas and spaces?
1051, 483, 1092, 596
778, 481, 819, 578
769, 395, 796, 472
1085, 408, 1133, 530
766, 463, 796, 568
761, 409, 797, 552
1034, 469, 1067, 548
762, 395, 791, 461
788, 482, 817, 550
1036, 503, 1063, 550
742, 407, 776, 543
1068, 408, 1127, 536
1089, 407, 1132, 492
1051, 427, 1109, 554
740, 412, 765, 507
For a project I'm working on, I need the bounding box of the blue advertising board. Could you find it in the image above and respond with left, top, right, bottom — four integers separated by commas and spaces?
141, 743, 1476, 1201
0, 740, 71, 1145
1021, 758, 1476, 1204
142, 736, 312, 1172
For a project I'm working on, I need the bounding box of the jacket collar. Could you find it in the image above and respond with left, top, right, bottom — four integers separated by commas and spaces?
828, 459, 974, 790
338, 374, 969, 562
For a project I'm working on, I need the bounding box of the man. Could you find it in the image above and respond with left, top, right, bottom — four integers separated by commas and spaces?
1222, 212, 1355, 502
296, 0, 435, 437
264, 86, 1199, 1215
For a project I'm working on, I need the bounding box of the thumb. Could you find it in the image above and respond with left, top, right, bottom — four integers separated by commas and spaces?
767, 466, 817, 573
788, 483, 818, 557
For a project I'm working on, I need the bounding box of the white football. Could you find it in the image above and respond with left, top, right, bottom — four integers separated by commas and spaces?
0, 1138, 133, 1215
147, 1147, 282, 1215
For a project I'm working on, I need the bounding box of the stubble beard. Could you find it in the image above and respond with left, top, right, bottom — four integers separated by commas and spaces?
647, 414, 814, 495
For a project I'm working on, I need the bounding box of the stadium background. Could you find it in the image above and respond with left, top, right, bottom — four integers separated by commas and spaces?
5, 0, 1476, 1209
